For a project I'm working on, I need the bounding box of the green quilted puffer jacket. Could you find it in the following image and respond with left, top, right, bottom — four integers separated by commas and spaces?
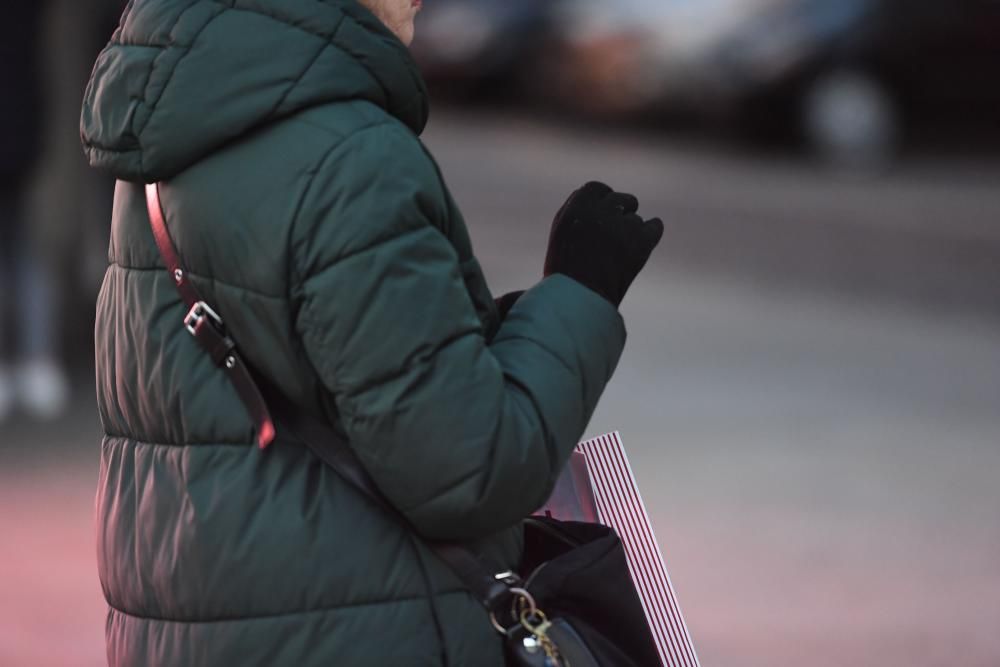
82, 1, 626, 665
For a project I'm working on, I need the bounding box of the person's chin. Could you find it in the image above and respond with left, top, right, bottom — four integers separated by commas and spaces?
400, 22, 416, 46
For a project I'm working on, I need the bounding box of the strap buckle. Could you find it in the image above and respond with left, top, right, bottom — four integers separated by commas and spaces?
494, 570, 521, 587
184, 301, 224, 337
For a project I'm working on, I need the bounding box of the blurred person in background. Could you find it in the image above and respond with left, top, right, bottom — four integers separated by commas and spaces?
81, 1, 662, 666
25, 0, 125, 367
0, 1, 70, 422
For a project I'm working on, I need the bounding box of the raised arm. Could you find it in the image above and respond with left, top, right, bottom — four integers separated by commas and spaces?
290, 123, 626, 540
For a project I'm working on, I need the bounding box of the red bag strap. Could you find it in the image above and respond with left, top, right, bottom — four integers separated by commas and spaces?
145, 183, 275, 448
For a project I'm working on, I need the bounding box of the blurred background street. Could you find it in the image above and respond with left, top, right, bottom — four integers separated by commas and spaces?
2, 1, 999, 666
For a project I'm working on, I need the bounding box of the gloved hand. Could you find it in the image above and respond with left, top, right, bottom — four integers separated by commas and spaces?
544, 182, 664, 308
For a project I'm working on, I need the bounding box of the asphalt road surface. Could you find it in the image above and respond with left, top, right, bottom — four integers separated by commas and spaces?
2, 110, 998, 667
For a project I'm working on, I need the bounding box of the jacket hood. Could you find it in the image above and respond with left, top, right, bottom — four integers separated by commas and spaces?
81, 0, 429, 182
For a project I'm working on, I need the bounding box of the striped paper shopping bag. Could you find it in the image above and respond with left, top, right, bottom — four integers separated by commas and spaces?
536, 432, 699, 667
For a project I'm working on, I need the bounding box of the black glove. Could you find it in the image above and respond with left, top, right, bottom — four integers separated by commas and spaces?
544, 181, 664, 308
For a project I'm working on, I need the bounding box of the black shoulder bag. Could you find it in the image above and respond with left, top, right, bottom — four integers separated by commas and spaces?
145, 183, 661, 667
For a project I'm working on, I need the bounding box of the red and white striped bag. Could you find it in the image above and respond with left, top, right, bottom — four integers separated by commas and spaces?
536, 432, 699, 667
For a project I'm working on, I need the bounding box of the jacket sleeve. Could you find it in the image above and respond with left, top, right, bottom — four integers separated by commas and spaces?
291, 123, 626, 541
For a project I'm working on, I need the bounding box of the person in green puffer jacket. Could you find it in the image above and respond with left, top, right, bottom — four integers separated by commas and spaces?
82, 1, 664, 665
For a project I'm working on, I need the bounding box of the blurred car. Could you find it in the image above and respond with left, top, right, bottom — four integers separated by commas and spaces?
695, 0, 1000, 163
410, 0, 554, 97
538, 0, 1000, 163
532, 0, 779, 116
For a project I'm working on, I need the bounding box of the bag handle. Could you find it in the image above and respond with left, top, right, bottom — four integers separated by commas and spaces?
145, 182, 520, 618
